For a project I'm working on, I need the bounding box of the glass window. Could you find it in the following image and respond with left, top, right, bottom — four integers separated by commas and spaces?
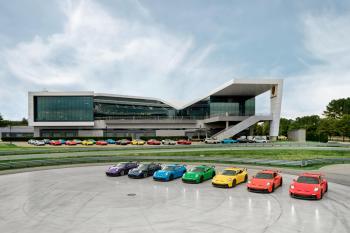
34, 96, 93, 122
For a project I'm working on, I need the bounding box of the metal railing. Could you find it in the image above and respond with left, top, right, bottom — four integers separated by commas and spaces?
94, 113, 263, 121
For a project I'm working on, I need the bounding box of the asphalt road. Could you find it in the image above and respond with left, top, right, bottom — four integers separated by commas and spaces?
0, 165, 349, 233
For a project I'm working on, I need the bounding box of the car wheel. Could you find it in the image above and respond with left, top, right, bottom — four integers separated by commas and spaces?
120, 170, 125, 176
212, 171, 216, 178
280, 178, 283, 187
143, 173, 147, 178
169, 175, 174, 181
325, 184, 328, 192
199, 176, 204, 183
231, 179, 236, 188
244, 175, 248, 183
319, 190, 323, 200
271, 185, 275, 193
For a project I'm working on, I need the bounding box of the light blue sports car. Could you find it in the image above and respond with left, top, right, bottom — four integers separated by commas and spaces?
153, 164, 187, 181
221, 138, 238, 144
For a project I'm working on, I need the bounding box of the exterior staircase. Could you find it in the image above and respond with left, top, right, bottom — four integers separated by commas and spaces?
212, 115, 272, 140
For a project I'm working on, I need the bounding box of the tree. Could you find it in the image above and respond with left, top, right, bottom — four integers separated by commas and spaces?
318, 118, 338, 140
337, 114, 350, 140
290, 115, 321, 141
279, 118, 293, 136
324, 98, 350, 119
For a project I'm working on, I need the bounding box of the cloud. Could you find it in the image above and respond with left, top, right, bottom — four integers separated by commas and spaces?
281, 13, 350, 118
1, 1, 349, 120
1, 0, 229, 119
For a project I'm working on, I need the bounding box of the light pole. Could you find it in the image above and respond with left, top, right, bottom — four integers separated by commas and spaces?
9, 124, 12, 145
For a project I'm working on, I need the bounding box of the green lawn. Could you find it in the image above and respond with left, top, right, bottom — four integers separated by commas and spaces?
0, 143, 19, 149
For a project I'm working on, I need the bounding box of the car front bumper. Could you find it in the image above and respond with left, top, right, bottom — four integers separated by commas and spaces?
105, 172, 120, 176
212, 181, 230, 188
153, 176, 169, 181
247, 185, 270, 192
182, 178, 199, 183
128, 173, 143, 179
289, 190, 319, 199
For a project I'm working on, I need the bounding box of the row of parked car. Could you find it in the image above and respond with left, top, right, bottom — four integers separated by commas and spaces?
106, 162, 328, 200
204, 137, 268, 144
27, 136, 268, 146
27, 138, 192, 146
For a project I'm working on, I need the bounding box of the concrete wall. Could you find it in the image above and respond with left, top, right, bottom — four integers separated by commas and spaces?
288, 129, 306, 142
78, 130, 103, 137
155, 130, 186, 137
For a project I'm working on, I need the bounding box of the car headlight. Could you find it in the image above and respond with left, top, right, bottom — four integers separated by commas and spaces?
248, 181, 251, 184
290, 185, 295, 189
267, 182, 271, 186
314, 187, 319, 192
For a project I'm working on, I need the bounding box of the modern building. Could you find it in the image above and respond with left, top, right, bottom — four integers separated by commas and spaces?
28, 79, 283, 140
0, 126, 34, 140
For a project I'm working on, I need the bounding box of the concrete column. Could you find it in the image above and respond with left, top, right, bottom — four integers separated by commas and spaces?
34, 127, 40, 137
226, 121, 229, 129
269, 80, 283, 139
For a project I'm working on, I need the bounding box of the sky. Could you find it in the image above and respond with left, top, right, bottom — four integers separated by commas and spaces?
0, 0, 349, 120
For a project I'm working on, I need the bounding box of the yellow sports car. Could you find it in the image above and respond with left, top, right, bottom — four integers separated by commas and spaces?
131, 139, 145, 145
212, 167, 248, 188
82, 140, 94, 146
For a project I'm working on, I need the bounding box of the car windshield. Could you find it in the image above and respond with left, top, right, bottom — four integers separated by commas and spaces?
190, 167, 204, 172
163, 166, 176, 171
255, 173, 273, 179
137, 164, 149, 170
115, 163, 127, 168
221, 170, 236, 176
297, 176, 319, 184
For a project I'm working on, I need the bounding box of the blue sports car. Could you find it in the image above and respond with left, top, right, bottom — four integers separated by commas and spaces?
106, 139, 116, 144
153, 164, 187, 181
221, 138, 238, 144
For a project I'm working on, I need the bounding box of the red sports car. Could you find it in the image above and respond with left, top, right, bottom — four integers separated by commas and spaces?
177, 139, 192, 145
65, 140, 77, 146
50, 140, 62, 146
289, 173, 328, 200
147, 139, 161, 145
247, 170, 282, 193
96, 140, 108, 145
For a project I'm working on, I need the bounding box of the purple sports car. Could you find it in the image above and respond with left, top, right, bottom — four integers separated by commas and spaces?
106, 162, 138, 176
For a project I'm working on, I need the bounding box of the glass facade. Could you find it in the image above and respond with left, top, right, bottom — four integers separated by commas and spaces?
94, 96, 175, 118
40, 129, 78, 138
179, 96, 255, 118
33, 95, 255, 122
34, 96, 94, 122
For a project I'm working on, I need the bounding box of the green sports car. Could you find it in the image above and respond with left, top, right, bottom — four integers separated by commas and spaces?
182, 165, 216, 183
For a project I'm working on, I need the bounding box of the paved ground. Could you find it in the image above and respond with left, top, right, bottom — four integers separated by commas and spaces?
0, 165, 349, 233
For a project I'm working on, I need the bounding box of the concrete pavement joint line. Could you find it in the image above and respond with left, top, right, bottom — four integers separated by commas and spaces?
0, 165, 349, 233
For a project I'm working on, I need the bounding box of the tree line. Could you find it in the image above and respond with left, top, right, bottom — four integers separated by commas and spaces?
253, 97, 350, 142
0, 114, 28, 127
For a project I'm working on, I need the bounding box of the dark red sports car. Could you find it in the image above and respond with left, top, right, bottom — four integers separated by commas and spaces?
247, 170, 282, 193
50, 140, 62, 146
96, 140, 108, 145
177, 139, 192, 145
147, 139, 161, 145
289, 173, 328, 200
65, 140, 77, 146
